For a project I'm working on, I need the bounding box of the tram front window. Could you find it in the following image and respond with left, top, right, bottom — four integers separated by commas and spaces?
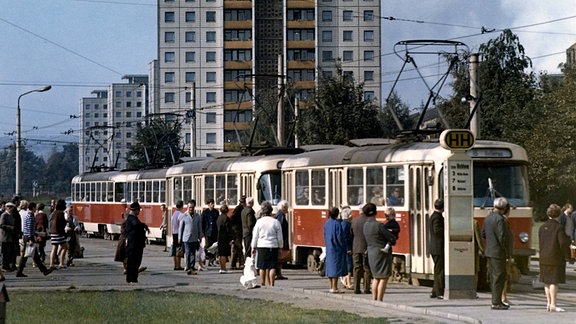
258, 172, 282, 205
473, 163, 529, 207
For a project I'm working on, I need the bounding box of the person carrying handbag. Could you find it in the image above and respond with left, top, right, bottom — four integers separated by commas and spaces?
16, 202, 53, 277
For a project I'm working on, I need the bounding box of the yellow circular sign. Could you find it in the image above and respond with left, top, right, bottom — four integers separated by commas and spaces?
440, 129, 475, 150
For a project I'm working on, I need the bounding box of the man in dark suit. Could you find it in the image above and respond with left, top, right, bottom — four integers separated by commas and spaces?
428, 199, 445, 299
482, 197, 513, 310
241, 197, 256, 260
125, 201, 149, 283
351, 206, 372, 294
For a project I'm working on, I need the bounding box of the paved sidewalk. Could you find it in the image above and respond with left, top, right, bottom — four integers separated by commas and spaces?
3, 238, 576, 324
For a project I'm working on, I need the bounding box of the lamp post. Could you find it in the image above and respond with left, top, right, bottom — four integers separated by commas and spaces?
16, 85, 51, 196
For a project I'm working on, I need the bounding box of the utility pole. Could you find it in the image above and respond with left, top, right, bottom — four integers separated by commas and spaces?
469, 53, 480, 139
277, 54, 285, 146
191, 82, 197, 157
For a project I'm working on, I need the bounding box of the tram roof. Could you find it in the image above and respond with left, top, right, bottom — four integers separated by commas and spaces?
166, 154, 290, 176
281, 140, 527, 168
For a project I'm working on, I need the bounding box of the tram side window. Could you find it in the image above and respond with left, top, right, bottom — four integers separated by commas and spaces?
139, 181, 145, 202
90, 183, 96, 201
347, 168, 364, 206
311, 170, 325, 205
145, 180, 152, 203
74, 183, 81, 201
386, 166, 405, 206
173, 177, 182, 205
216, 175, 226, 205
205, 175, 215, 202
115, 182, 125, 202
296, 170, 310, 205
367, 167, 384, 205
152, 181, 160, 203
183, 176, 192, 203
227, 174, 238, 205
160, 180, 166, 204
107, 182, 114, 201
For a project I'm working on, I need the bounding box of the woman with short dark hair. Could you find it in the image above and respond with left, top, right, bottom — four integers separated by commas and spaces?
324, 207, 347, 293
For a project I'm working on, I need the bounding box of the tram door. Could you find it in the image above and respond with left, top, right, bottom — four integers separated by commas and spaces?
328, 169, 343, 208
409, 164, 436, 277
240, 173, 254, 198
193, 176, 202, 206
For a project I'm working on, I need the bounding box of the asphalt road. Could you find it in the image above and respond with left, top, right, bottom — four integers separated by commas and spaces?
3, 238, 576, 324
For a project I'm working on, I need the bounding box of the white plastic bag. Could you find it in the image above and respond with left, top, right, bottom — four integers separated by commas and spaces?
240, 256, 259, 289
24, 244, 37, 258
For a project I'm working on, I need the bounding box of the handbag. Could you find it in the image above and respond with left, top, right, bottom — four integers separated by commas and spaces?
507, 260, 521, 284
176, 246, 185, 258
278, 249, 292, 263
24, 244, 37, 258
570, 244, 576, 259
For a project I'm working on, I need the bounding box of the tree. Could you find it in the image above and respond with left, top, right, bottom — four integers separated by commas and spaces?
44, 143, 79, 196
382, 91, 413, 138
297, 63, 383, 145
127, 116, 184, 169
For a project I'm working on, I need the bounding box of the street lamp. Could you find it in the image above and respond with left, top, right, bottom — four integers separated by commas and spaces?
16, 85, 51, 196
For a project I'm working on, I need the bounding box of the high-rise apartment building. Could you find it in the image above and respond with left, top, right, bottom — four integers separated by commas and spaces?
79, 75, 148, 173
156, 0, 381, 156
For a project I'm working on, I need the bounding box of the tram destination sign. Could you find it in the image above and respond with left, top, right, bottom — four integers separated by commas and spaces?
447, 160, 472, 195
440, 129, 475, 151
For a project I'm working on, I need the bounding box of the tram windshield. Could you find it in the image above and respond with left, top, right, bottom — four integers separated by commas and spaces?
473, 163, 529, 207
258, 172, 282, 205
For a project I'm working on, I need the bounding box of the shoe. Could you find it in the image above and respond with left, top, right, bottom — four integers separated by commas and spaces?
430, 294, 437, 299
16, 273, 27, 278
491, 304, 509, 310
138, 266, 147, 273
276, 276, 288, 280
501, 300, 510, 307
363, 290, 371, 294
174, 267, 184, 271
436, 296, 444, 300
43, 269, 53, 276
549, 306, 565, 312
187, 269, 192, 275
219, 270, 228, 274
329, 289, 343, 294
354, 290, 361, 294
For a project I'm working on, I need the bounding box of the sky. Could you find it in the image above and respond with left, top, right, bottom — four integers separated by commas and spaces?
1, 0, 575, 155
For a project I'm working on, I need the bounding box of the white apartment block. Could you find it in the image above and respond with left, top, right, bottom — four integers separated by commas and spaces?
79, 75, 148, 173
156, 0, 381, 155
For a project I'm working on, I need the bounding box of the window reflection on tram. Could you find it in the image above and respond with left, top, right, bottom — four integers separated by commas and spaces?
473, 163, 529, 207
259, 172, 282, 205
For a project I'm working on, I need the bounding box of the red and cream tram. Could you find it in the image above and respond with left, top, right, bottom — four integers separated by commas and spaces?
281, 139, 532, 282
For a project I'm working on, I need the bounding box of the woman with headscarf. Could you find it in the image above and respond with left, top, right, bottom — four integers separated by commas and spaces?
339, 206, 353, 290
251, 201, 283, 286
324, 207, 347, 293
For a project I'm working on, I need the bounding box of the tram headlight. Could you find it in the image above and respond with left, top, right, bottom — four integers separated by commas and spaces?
519, 232, 529, 243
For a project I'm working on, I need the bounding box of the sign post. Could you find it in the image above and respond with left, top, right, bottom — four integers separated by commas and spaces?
440, 129, 476, 299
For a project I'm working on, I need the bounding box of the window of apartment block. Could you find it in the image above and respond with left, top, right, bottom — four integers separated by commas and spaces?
115, 90, 122, 97
206, 72, 216, 82
364, 10, 374, 21
185, 51, 196, 62
322, 51, 333, 62
364, 50, 374, 61
93, 113, 99, 118
136, 112, 142, 117
126, 112, 132, 118
126, 122, 132, 128
364, 30, 374, 41
103, 113, 108, 118
185, 133, 191, 144
206, 92, 216, 103
206, 11, 216, 22
343, 10, 353, 21
364, 70, 374, 81
165, 52, 175, 63
136, 102, 142, 107
136, 91, 142, 97
115, 112, 121, 117
322, 11, 332, 22
85, 104, 90, 109
165, 72, 175, 83
185, 31, 196, 42
85, 112, 90, 118
164, 12, 175, 22
343, 71, 353, 80
206, 133, 216, 144
126, 91, 132, 97
206, 31, 216, 42
165, 32, 175, 43
225, 9, 252, 21
322, 31, 333, 42
364, 91, 375, 100
85, 122, 90, 127
206, 51, 216, 62
343, 31, 353, 41
343, 51, 353, 61
165, 92, 175, 103
186, 72, 196, 82
95, 104, 100, 109
206, 112, 216, 123
186, 11, 196, 22
115, 101, 121, 108
126, 102, 132, 108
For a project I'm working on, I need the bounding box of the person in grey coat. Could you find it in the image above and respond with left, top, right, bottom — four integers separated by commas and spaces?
482, 197, 513, 310
179, 200, 202, 275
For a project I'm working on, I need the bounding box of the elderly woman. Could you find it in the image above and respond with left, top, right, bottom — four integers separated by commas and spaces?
251, 201, 283, 287
339, 206, 353, 289
324, 207, 347, 293
216, 204, 232, 274
539, 204, 571, 312
275, 200, 290, 280
364, 203, 396, 301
